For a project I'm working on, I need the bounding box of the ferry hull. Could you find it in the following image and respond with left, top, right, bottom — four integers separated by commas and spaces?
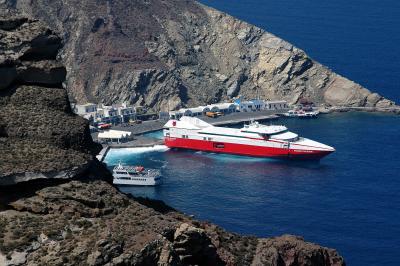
164, 137, 333, 160
113, 178, 162, 186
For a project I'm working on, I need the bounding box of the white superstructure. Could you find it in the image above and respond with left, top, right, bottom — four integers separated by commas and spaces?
163, 117, 334, 160
112, 162, 162, 186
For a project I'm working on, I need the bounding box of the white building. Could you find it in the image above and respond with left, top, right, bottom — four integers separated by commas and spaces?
207, 103, 236, 114
188, 106, 210, 116
234, 99, 288, 112
168, 108, 197, 119
116, 103, 135, 122
96, 105, 119, 124
75, 103, 97, 115
169, 110, 182, 119
74, 102, 142, 124
235, 100, 257, 112
169, 103, 236, 119
98, 130, 133, 143
102, 106, 118, 117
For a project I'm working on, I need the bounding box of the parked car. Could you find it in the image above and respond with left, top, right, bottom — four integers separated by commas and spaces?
206, 111, 223, 118
97, 123, 112, 130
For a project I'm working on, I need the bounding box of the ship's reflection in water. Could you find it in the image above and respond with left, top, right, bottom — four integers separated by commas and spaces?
106, 146, 332, 222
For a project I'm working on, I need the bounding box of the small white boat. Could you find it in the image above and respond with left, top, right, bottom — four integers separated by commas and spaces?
297, 110, 319, 118
112, 162, 162, 186
284, 109, 319, 118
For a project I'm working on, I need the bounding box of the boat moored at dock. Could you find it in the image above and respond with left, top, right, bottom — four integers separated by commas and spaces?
284, 109, 319, 118
163, 117, 334, 160
113, 162, 162, 186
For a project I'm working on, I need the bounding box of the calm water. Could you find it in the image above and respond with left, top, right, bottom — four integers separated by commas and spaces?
106, 2, 400, 264
105, 113, 400, 265
200, 0, 400, 104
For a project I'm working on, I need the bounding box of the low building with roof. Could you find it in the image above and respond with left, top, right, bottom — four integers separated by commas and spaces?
188, 106, 210, 116
207, 103, 236, 114
74, 103, 97, 115
97, 130, 133, 143
234, 98, 288, 112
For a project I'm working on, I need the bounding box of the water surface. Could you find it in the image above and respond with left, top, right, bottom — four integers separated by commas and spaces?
200, 0, 400, 103
105, 113, 400, 265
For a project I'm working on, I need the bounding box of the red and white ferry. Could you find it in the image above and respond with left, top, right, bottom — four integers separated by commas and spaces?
163, 117, 335, 160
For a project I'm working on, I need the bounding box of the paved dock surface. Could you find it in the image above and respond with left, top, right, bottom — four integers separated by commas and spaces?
104, 136, 163, 148
112, 120, 164, 135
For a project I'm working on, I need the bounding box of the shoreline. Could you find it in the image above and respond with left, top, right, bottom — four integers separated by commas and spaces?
318, 106, 400, 115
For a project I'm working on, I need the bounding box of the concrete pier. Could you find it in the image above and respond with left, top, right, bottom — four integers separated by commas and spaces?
96, 146, 110, 162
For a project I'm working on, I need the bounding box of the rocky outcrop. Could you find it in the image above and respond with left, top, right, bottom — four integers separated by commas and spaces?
1, 0, 397, 111
0, 180, 345, 266
0, 11, 102, 185
252, 235, 344, 265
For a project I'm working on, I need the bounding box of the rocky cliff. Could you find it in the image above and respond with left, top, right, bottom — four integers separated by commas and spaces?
1, 0, 397, 112
0, 12, 105, 185
0, 11, 346, 266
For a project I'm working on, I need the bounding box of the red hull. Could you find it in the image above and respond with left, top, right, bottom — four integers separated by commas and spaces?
164, 137, 333, 160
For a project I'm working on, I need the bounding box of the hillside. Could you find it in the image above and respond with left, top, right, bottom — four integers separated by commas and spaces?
1, 0, 396, 112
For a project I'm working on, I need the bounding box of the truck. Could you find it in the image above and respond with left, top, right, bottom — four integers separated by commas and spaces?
206, 111, 223, 118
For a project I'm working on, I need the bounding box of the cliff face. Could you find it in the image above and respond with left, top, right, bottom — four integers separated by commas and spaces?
0, 11, 346, 266
0, 12, 104, 185
1, 0, 396, 111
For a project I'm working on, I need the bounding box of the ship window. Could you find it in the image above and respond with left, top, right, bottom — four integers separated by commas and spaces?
203, 137, 206, 140
116, 171, 126, 174
166, 133, 170, 137
208, 137, 212, 141
213, 143, 224, 149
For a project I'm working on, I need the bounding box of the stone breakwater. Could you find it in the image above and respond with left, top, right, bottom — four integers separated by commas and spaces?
1, 0, 397, 112
0, 11, 345, 266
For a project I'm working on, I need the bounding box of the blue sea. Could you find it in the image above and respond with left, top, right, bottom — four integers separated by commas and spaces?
105, 113, 400, 266
106, 1, 399, 265
200, 0, 400, 104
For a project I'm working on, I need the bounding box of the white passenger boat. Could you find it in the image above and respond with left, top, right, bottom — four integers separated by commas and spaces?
112, 162, 162, 186
163, 117, 334, 160
284, 110, 319, 118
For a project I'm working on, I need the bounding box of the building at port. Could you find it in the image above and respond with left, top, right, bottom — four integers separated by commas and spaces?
168, 99, 288, 119
73, 103, 138, 124
97, 129, 133, 143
